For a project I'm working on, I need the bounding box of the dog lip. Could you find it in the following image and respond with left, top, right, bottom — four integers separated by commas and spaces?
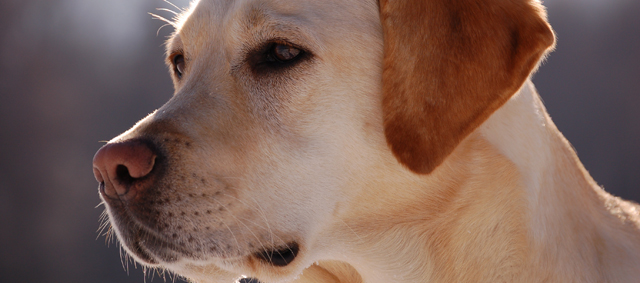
130, 235, 159, 265
123, 225, 187, 265
254, 242, 300, 267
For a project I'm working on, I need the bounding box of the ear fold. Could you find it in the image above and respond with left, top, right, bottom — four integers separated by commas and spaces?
380, 0, 555, 174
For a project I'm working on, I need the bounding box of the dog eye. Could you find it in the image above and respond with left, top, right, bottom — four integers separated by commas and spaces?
247, 41, 310, 75
269, 44, 302, 62
172, 54, 186, 78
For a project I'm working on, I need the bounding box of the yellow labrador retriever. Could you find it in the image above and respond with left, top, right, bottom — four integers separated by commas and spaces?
92, 0, 640, 282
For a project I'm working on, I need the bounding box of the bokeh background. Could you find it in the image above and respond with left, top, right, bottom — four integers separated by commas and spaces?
0, 0, 638, 282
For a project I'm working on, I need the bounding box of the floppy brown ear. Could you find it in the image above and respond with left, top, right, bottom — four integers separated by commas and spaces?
380, 0, 555, 174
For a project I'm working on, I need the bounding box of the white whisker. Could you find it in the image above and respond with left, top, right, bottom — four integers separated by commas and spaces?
163, 0, 184, 13
150, 13, 178, 28
157, 7, 179, 15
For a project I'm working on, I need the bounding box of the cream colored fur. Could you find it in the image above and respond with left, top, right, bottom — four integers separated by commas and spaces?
101, 0, 640, 282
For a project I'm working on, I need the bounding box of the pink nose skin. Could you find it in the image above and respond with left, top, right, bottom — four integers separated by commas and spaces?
93, 140, 157, 200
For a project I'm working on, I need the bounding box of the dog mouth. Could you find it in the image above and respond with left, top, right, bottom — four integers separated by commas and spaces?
254, 242, 300, 267
107, 202, 301, 268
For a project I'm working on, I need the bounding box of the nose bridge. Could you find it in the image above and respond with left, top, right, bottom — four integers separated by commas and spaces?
185, 41, 230, 93
159, 50, 235, 123
164, 75, 222, 118
107, 100, 191, 146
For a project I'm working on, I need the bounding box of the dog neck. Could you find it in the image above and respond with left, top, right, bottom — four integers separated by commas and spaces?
477, 79, 640, 281
306, 80, 640, 283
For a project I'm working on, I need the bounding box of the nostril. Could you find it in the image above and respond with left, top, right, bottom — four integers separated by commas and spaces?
116, 164, 134, 185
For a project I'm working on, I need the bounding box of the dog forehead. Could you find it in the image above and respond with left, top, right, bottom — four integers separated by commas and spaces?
175, 0, 380, 47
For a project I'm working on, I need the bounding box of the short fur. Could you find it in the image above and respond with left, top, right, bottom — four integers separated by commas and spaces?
93, 0, 640, 282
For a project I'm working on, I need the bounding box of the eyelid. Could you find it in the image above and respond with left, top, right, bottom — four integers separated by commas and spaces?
167, 50, 184, 65
267, 39, 307, 53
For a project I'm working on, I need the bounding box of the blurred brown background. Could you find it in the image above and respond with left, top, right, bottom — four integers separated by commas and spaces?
0, 0, 638, 282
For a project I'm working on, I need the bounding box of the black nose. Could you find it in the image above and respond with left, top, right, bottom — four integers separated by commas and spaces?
92, 139, 157, 200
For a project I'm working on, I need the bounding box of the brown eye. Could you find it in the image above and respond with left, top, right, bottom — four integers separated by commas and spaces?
271, 44, 301, 62
173, 54, 185, 78
249, 41, 309, 75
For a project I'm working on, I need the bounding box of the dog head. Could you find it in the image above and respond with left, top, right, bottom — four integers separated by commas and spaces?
93, 0, 553, 281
